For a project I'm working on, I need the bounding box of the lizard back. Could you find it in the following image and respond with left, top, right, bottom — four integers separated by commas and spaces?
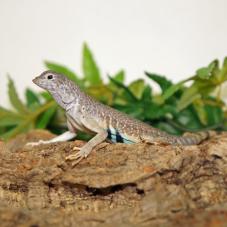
78, 93, 211, 145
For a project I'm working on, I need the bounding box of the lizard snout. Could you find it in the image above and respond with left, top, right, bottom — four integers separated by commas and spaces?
32, 77, 39, 85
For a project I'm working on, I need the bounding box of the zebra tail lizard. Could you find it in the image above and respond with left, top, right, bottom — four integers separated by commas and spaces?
27, 71, 215, 166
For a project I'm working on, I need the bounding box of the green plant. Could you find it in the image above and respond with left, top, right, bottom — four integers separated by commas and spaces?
1, 43, 227, 140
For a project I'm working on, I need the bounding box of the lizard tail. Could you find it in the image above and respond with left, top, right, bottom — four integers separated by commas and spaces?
172, 130, 216, 145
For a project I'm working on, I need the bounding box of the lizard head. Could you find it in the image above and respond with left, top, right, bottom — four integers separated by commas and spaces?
33, 70, 78, 108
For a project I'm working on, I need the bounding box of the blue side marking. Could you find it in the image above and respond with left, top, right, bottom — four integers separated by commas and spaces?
107, 128, 135, 144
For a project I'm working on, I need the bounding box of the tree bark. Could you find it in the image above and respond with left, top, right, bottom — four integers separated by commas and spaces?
0, 130, 226, 227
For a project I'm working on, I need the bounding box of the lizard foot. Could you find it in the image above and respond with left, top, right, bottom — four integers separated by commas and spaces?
65, 146, 91, 166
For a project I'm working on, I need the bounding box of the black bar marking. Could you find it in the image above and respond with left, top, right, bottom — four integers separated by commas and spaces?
116, 130, 124, 143
106, 128, 135, 144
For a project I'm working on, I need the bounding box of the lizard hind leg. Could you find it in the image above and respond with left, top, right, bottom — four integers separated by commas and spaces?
26, 131, 77, 146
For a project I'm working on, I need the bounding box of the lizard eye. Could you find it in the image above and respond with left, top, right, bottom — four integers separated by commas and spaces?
47, 75, 53, 80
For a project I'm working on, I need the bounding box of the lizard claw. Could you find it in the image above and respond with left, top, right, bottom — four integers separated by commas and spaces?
65, 150, 84, 167
73, 146, 81, 151
65, 146, 91, 166
65, 150, 82, 161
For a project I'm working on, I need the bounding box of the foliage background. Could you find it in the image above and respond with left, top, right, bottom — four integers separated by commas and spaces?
0, 44, 227, 140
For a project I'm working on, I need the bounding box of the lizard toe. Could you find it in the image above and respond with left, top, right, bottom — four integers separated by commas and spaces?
73, 146, 81, 151
71, 156, 84, 167
65, 149, 85, 160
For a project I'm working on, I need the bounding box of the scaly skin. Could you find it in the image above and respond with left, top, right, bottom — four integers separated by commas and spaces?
28, 70, 213, 165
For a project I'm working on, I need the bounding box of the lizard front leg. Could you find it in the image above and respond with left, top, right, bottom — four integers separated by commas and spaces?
66, 130, 108, 166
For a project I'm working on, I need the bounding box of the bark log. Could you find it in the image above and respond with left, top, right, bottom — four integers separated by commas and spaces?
0, 130, 226, 227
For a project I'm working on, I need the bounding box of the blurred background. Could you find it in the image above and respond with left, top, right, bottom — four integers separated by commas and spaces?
1, 0, 227, 107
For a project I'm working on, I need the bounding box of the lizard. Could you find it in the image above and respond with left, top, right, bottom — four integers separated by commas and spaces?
28, 70, 213, 166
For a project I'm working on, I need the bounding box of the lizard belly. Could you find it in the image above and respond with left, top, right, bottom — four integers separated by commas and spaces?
66, 114, 94, 134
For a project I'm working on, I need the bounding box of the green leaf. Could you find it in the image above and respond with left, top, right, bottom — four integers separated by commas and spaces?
114, 104, 144, 119
144, 103, 177, 120
129, 79, 145, 99
0, 106, 17, 118
36, 106, 57, 129
196, 60, 218, 80
223, 57, 227, 68
108, 70, 125, 97
177, 85, 201, 111
0, 100, 56, 140
0, 121, 30, 140
108, 76, 138, 102
193, 101, 207, 125
162, 82, 184, 101
175, 108, 202, 129
141, 85, 152, 102
113, 70, 125, 83
8, 76, 29, 114
216, 57, 227, 83
204, 102, 224, 126
161, 75, 196, 102
86, 85, 113, 105
82, 43, 102, 85
26, 89, 40, 108
145, 72, 172, 92
45, 61, 82, 85
40, 92, 52, 101
0, 107, 23, 127
0, 115, 22, 127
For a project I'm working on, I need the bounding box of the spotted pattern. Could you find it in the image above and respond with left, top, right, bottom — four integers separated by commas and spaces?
36, 71, 211, 146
